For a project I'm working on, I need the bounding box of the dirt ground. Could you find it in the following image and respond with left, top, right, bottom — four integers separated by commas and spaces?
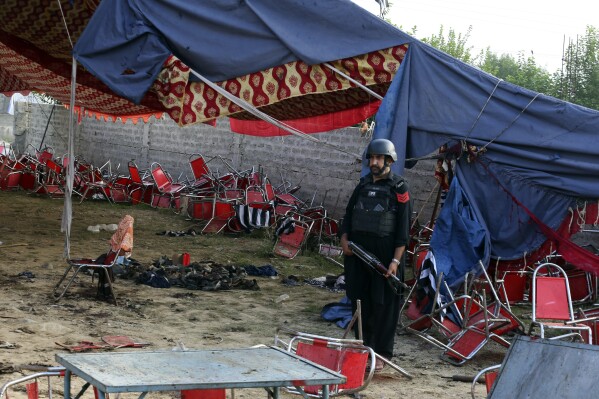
0, 190, 508, 399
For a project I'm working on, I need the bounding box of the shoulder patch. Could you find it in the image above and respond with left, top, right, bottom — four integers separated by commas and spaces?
396, 192, 410, 203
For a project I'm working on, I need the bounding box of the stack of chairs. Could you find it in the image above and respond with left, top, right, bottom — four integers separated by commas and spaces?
401, 259, 525, 366
0, 146, 24, 191
1, 147, 341, 252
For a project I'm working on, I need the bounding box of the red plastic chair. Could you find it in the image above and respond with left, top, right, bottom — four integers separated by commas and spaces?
128, 161, 154, 204
528, 262, 594, 344
275, 327, 375, 398
273, 214, 312, 259
150, 162, 185, 210
188, 153, 214, 191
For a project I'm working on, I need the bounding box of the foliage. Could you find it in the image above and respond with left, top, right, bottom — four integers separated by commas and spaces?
421, 25, 477, 64
553, 26, 599, 110
418, 24, 598, 110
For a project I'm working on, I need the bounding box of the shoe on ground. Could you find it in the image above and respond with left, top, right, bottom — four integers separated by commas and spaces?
374, 358, 386, 372
365, 357, 386, 373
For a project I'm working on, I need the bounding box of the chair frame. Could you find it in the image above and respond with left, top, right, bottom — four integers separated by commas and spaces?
528, 262, 595, 344
52, 230, 132, 305
128, 160, 154, 205
273, 213, 313, 259
401, 260, 525, 366
150, 162, 185, 211
274, 327, 375, 398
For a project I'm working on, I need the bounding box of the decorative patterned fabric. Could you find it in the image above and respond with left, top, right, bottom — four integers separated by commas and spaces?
0, 0, 163, 120
153, 46, 407, 126
0, 0, 407, 131
0, 35, 161, 118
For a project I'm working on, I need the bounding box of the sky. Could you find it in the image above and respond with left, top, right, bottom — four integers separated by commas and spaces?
353, 0, 598, 72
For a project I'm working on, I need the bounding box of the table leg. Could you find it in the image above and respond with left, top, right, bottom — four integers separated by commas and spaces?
272, 387, 279, 398
322, 385, 329, 399
63, 370, 71, 399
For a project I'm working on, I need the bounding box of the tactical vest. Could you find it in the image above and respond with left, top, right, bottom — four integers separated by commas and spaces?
350, 178, 401, 237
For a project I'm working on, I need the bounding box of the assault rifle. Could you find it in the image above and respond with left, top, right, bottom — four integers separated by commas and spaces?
348, 241, 409, 294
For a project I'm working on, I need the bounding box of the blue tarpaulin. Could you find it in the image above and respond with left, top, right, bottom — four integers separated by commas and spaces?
73, 0, 413, 104
372, 41, 599, 275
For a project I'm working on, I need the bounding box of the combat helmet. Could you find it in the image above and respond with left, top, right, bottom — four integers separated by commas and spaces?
366, 138, 397, 161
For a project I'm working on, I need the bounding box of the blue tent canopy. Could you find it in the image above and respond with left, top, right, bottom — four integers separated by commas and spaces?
373, 41, 599, 273
73, 0, 413, 104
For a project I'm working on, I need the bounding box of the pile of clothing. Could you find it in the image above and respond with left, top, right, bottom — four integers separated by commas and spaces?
119, 257, 261, 291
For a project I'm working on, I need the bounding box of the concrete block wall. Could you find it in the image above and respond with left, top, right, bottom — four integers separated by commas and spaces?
0, 95, 14, 143
13, 103, 438, 221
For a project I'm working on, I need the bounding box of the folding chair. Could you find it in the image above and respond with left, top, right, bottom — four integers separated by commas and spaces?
566, 268, 593, 303
128, 161, 154, 205
402, 260, 524, 366
576, 306, 599, 345
274, 327, 375, 398
150, 162, 186, 210
77, 165, 112, 203
188, 153, 214, 192
109, 175, 135, 203
197, 197, 237, 234
471, 364, 501, 399
273, 214, 313, 259
0, 153, 23, 191
0, 366, 65, 399
53, 248, 121, 305
53, 216, 134, 305
401, 271, 483, 361
528, 262, 594, 344
495, 266, 530, 306
34, 158, 65, 197
16, 154, 38, 191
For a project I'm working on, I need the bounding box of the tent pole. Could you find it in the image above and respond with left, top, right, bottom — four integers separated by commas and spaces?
38, 105, 55, 151
323, 63, 383, 100
61, 56, 77, 258
189, 69, 362, 160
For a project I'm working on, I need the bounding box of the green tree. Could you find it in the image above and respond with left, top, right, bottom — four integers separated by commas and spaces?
554, 26, 599, 110
506, 52, 554, 95
477, 49, 520, 80
421, 25, 477, 64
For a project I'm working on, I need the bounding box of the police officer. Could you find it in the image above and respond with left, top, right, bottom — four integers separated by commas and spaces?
339, 138, 411, 371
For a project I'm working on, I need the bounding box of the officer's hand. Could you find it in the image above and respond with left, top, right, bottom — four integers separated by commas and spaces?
386, 261, 398, 277
340, 236, 353, 256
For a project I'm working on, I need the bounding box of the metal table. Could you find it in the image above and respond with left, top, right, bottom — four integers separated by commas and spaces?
56, 346, 345, 399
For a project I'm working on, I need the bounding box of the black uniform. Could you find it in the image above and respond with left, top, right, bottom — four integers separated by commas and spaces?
340, 172, 411, 359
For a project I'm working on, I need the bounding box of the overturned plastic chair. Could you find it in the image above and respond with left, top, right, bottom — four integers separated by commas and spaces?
273, 213, 313, 259
53, 215, 134, 305
274, 327, 375, 398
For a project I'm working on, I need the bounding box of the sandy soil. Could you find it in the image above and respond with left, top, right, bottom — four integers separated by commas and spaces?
0, 191, 508, 399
